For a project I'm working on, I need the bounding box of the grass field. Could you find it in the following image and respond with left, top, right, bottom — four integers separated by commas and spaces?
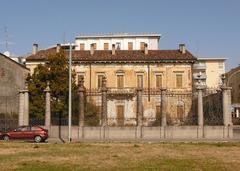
0, 141, 240, 171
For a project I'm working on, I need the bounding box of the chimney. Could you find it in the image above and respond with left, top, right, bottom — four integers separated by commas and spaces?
112, 44, 116, 55
32, 43, 38, 55
90, 44, 94, 55
144, 43, 148, 55
56, 44, 61, 53
179, 44, 186, 54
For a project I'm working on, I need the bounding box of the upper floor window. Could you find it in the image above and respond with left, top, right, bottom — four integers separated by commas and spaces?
176, 74, 183, 88
128, 42, 133, 50
116, 42, 121, 50
156, 75, 162, 88
137, 75, 143, 88
117, 75, 124, 88
97, 75, 104, 88
104, 43, 109, 50
80, 43, 85, 50
219, 62, 224, 70
140, 42, 145, 50
92, 43, 97, 50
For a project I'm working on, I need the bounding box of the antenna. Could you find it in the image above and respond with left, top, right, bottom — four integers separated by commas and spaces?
63, 32, 66, 44
0, 26, 15, 52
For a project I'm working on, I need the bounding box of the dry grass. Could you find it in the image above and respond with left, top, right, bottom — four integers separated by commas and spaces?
0, 141, 240, 171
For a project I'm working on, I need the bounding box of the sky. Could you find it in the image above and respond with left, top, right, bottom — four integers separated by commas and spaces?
0, 0, 239, 71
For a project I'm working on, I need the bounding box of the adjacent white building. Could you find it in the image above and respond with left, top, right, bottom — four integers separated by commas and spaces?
75, 33, 161, 50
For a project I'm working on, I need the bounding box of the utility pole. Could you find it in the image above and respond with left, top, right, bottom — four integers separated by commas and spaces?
68, 43, 72, 142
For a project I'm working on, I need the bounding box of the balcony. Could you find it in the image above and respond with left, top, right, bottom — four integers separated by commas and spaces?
107, 87, 136, 99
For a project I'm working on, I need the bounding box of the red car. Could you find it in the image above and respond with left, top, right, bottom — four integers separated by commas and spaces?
1, 126, 48, 143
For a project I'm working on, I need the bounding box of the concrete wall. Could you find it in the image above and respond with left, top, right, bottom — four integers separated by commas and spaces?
45, 126, 233, 141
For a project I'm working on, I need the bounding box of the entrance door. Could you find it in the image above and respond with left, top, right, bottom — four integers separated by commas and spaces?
117, 105, 124, 126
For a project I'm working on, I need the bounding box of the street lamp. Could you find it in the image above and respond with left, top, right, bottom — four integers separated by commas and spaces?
68, 43, 72, 142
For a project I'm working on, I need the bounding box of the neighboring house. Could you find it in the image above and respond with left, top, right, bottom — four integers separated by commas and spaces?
26, 33, 197, 125
0, 53, 29, 114
193, 58, 227, 89
225, 65, 240, 117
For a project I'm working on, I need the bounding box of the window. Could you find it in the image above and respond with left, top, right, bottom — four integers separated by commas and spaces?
140, 42, 145, 50
104, 43, 109, 50
128, 42, 133, 50
80, 43, 85, 50
117, 75, 124, 88
77, 74, 84, 84
97, 75, 104, 88
116, 42, 121, 50
219, 62, 224, 70
116, 105, 124, 126
156, 75, 162, 88
92, 43, 97, 50
137, 75, 143, 88
176, 74, 183, 88
177, 105, 184, 121
156, 105, 161, 120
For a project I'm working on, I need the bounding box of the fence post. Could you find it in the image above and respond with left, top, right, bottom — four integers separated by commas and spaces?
161, 88, 167, 127
221, 75, 232, 127
18, 91, 24, 126
196, 87, 204, 127
137, 88, 143, 126
44, 82, 51, 127
101, 76, 108, 127
78, 77, 85, 127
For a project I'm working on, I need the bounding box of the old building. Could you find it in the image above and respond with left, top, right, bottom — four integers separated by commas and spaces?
26, 33, 197, 125
226, 65, 240, 117
193, 58, 227, 89
0, 53, 29, 114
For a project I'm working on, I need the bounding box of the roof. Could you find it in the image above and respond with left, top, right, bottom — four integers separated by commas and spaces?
76, 33, 161, 39
198, 57, 227, 61
26, 47, 197, 63
0, 52, 29, 70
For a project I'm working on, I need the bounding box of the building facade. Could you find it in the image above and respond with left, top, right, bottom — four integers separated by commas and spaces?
0, 53, 29, 114
193, 58, 227, 89
26, 34, 196, 125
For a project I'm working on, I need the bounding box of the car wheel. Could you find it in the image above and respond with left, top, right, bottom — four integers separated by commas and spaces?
34, 136, 42, 143
3, 135, 9, 141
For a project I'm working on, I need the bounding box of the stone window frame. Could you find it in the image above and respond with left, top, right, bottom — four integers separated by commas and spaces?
176, 100, 185, 120
153, 71, 164, 89
173, 71, 184, 88
76, 72, 86, 85
135, 71, 145, 88
116, 70, 125, 88
96, 72, 106, 88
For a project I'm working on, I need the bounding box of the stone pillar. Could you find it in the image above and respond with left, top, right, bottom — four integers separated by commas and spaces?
161, 88, 167, 127
23, 83, 29, 126
44, 82, 51, 127
137, 88, 143, 126
197, 87, 204, 127
101, 76, 108, 126
78, 77, 85, 127
221, 74, 232, 126
18, 91, 24, 126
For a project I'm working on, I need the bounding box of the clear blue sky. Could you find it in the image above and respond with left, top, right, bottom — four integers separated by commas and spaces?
0, 0, 239, 70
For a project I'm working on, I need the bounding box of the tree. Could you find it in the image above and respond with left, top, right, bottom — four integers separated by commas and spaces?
27, 50, 78, 120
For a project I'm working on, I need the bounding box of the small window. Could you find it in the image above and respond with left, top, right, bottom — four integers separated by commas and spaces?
128, 42, 133, 50
117, 75, 124, 88
104, 43, 109, 50
140, 42, 145, 50
97, 75, 104, 88
116, 42, 121, 50
176, 74, 183, 88
156, 105, 161, 120
92, 43, 97, 50
137, 75, 143, 88
156, 75, 162, 88
219, 62, 224, 69
80, 43, 85, 50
